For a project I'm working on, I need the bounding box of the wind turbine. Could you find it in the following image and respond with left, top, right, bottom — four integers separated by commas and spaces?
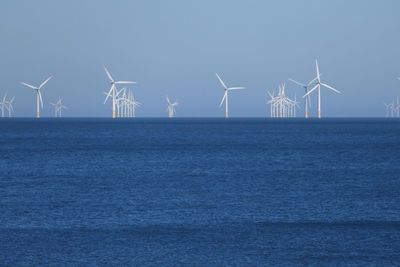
50, 101, 58, 117
267, 91, 275, 117
5, 96, 15, 118
130, 90, 140, 118
289, 77, 318, 118
21, 76, 52, 118
50, 97, 67, 117
58, 98, 67, 117
166, 96, 178, 118
384, 102, 391, 118
0, 93, 7, 117
390, 100, 395, 117
216, 73, 245, 118
303, 60, 340, 118
103, 66, 136, 119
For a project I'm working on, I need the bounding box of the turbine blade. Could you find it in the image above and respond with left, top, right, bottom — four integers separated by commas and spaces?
267, 91, 274, 99
21, 82, 37, 89
219, 92, 227, 107
228, 87, 245, 90
115, 81, 136, 84
39, 76, 52, 89
116, 88, 124, 97
303, 84, 318, 98
216, 73, 228, 89
315, 60, 320, 80
104, 85, 114, 104
307, 76, 319, 86
103, 66, 114, 82
289, 78, 306, 87
321, 83, 341, 94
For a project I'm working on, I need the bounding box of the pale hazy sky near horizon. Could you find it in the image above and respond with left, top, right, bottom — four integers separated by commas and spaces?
1, 0, 400, 117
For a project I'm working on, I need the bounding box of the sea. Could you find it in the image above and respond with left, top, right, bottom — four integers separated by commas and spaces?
0, 118, 399, 266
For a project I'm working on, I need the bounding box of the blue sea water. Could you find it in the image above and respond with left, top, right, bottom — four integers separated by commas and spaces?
0, 118, 400, 266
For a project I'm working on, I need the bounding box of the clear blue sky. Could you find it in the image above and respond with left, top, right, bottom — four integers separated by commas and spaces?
1, 0, 400, 117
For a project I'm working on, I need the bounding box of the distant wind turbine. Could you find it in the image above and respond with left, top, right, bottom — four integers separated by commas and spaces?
289, 77, 318, 118
216, 73, 245, 118
0, 93, 8, 117
50, 97, 67, 117
303, 60, 340, 118
5, 96, 15, 118
129, 90, 141, 118
21, 76, 52, 118
0, 93, 14, 118
103, 66, 136, 119
166, 96, 178, 118
383, 102, 391, 118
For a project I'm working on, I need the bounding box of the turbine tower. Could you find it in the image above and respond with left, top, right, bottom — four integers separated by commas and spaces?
216, 73, 245, 118
166, 96, 178, 118
21, 76, 52, 118
303, 60, 340, 118
103, 66, 135, 119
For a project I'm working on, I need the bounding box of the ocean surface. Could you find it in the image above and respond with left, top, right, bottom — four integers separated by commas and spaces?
0, 118, 399, 266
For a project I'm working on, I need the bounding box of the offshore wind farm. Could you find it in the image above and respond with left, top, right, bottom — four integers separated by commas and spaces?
1, 1, 400, 267
1, 58, 399, 118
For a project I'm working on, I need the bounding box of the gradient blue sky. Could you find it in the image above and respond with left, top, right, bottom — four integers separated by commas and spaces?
1, 0, 400, 117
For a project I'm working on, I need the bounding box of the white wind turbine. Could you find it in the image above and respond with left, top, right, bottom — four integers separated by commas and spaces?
21, 76, 52, 118
58, 98, 67, 117
129, 90, 141, 118
50, 97, 67, 117
50, 101, 58, 117
384, 102, 391, 118
0, 93, 8, 117
289, 77, 318, 118
0, 93, 14, 118
390, 100, 395, 117
303, 60, 340, 118
5, 96, 15, 118
103, 66, 136, 119
268, 83, 300, 118
216, 73, 245, 118
166, 96, 178, 118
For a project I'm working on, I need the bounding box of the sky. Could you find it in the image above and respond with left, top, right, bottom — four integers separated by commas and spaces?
1, 0, 400, 117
